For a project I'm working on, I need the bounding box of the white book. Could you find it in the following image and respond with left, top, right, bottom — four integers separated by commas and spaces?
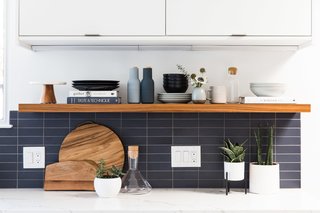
69, 90, 118, 97
240, 96, 296, 104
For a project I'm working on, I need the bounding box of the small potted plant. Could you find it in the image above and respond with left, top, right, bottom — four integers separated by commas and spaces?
94, 160, 125, 198
250, 125, 279, 194
220, 138, 247, 181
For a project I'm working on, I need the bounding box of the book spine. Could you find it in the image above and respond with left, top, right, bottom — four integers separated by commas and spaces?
67, 97, 120, 104
69, 91, 118, 97
240, 97, 296, 104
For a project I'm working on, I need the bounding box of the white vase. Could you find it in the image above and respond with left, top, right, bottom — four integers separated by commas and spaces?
249, 162, 280, 194
94, 177, 122, 198
192, 87, 206, 104
224, 161, 245, 181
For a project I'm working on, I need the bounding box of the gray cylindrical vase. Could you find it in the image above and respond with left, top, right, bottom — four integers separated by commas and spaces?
127, 67, 140, 104
140, 67, 154, 104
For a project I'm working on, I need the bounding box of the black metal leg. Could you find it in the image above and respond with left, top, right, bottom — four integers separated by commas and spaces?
245, 177, 247, 194
225, 172, 228, 196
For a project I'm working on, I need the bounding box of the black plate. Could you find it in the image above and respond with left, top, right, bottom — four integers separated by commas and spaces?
72, 83, 119, 86
72, 80, 119, 84
72, 85, 119, 91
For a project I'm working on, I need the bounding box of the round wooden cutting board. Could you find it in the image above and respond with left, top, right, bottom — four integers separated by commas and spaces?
59, 122, 124, 169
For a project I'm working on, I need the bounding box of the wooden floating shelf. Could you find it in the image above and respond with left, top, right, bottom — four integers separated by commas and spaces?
19, 104, 311, 113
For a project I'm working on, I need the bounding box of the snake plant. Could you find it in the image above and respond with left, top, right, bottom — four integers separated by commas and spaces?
254, 125, 274, 165
220, 138, 247, 162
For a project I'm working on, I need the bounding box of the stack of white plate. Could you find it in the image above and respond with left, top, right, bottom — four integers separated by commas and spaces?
158, 93, 192, 103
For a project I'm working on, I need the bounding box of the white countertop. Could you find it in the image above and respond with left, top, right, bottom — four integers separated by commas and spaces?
0, 189, 320, 213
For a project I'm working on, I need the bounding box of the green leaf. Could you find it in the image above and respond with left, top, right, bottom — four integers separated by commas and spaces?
220, 147, 236, 160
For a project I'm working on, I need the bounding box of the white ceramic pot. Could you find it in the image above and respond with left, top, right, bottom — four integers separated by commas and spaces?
249, 162, 280, 194
192, 87, 206, 104
94, 177, 121, 198
224, 161, 245, 181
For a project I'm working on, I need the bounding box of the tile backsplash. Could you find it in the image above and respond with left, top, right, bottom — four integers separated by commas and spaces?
0, 111, 300, 188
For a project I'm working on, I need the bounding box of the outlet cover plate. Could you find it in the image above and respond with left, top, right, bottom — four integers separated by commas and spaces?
171, 146, 201, 167
23, 147, 45, 169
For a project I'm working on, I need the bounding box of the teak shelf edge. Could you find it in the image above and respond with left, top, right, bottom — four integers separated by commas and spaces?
18, 104, 311, 113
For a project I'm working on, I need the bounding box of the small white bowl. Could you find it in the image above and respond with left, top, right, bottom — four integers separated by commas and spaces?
250, 83, 286, 97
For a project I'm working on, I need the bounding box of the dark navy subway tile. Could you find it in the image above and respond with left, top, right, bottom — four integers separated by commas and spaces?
18, 163, 44, 172
121, 137, 146, 146
70, 113, 95, 120
225, 120, 250, 128
199, 180, 224, 188
276, 137, 300, 145
95, 119, 121, 129
44, 128, 69, 137
122, 113, 146, 120
277, 113, 300, 120
121, 128, 146, 137
173, 167, 198, 172
225, 128, 250, 137
19, 112, 44, 120
199, 137, 224, 145
0, 171, 17, 179
148, 179, 172, 188
201, 162, 223, 171
280, 180, 300, 188
251, 119, 275, 128
148, 113, 172, 120
199, 171, 224, 180
45, 154, 59, 165
0, 128, 17, 137
148, 120, 172, 128
201, 146, 220, 154
276, 146, 300, 154
276, 120, 301, 128
199, 128, 224, 137
173, 113, 198, 120
148, 154, 170, 163
173, 137, 198, 145
173, 180, 198, 188
44, 119, 69, 128
280, 163, 300, 171
0, 146, 18, 154
44, 137, 65, 146
148, 137, 172, 145
147, 162, 171, 171
0, 154, 17, 163
18, 137, 43, 145
202, 153, 223, 162
0, 163, 17, 171
69, 119, 95, 128
199, 120, 224, 128
44, 145, 61, 154
10, 111, 18, 119
174, 120, 198, 128
18, 171, 44, 180
18, 180, 44, 188
0, 180, 16, 188
276, 154, 300, 162
174, 128, 198, 137
148, 128, 172, 137
148, 146, 171, 154
199, 113, 224, 120
10, 119, 18, 127
174, 171, 198, 180
19, 128, 43, 137
96, 113, 121, 119
251, 113, 276, 120
122, 119, 146, 128
44, 112, 69, 119
225, 113, 249, 120
0, 137, 17, 145
18, 120, 43, 128
148, 171, 172, 180
280, 172, 300, 180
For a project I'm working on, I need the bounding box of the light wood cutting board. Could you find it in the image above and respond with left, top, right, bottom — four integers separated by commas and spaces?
59, 122, 124, 169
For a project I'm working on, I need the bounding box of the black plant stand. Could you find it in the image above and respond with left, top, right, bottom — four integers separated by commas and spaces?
225, 172, 248, 195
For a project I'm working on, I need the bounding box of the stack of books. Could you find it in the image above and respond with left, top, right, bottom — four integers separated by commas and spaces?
67, 91, 120, 104
239, 96, 296, 104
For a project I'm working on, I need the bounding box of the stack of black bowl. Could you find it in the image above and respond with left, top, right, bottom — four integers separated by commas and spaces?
163, 74, 188, 93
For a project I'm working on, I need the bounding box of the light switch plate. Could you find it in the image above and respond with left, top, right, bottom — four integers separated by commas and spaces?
171, 146, 201, 167
23, 147, 45, 169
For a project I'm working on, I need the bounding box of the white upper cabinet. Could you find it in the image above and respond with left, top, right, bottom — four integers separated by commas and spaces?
19, 0, 165, 36
166, 0, 311, 36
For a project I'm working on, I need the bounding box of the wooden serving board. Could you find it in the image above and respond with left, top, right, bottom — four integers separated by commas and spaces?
44, 160, 97, 191
59, 122, 124, 169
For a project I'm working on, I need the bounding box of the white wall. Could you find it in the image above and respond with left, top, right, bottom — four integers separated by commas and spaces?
6, 0, 320, 191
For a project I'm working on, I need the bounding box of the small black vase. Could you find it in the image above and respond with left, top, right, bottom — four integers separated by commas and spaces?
140, 67, 154, 104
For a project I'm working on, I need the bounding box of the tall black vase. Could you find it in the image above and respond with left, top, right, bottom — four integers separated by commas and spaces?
140, 67, 154, 104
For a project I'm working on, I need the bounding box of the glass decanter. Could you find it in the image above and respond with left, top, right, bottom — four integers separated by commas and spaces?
121, 145, 152, 194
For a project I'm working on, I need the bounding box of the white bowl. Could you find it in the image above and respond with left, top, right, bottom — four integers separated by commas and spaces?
250, 83, 286, 97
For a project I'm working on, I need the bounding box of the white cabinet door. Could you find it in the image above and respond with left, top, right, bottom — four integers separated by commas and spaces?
20, 0, 165, 36
166, 0, 311, 36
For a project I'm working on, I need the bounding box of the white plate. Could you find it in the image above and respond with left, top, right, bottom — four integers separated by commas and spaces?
159, 99, 191, 103
158, 93, 191, 95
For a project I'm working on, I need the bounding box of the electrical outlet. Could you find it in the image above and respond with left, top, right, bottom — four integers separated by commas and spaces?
171, 146, 201, 167
23, 147, 45, 169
